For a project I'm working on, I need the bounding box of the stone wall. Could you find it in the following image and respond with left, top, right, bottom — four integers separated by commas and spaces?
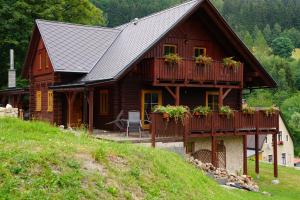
194, 136, 243, 174
0, 105, 18, 118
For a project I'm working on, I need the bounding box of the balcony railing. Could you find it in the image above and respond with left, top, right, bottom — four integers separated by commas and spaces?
150, 111, 279, 139
153, 58, 243, 85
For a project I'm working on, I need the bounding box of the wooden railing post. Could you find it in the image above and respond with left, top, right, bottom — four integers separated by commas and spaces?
183, 115, 190, 153
151, 114, 156, 148
243, 135, 248, 175
255, 111, 260, 176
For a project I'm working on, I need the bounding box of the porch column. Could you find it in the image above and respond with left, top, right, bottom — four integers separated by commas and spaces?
66, 92, 77, 128
175, 86, 180, 106
83, 89, 88, 128
211, 136, 217, 166
88, 88, 94, 134
273, 133, 278, 178
243, 135, 248, 175
218, 87, 223, 107
255, 133, 260, 176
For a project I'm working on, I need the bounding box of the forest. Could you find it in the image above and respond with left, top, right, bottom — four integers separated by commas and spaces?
0, 0, 300, 155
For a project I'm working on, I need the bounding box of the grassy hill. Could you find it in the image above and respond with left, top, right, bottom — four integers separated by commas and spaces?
0, 118, 299, 200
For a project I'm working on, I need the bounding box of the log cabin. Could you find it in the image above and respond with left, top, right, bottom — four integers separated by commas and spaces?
0, 0, 280, 176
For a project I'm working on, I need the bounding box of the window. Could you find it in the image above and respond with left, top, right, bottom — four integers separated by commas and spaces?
282, 153, 286, 165
163, 44, 176, 55
265, 137, 268, 143
268, 155, 273, 163
45, 55, 49, 69
286, 135, 289, 141
194, 47, 206, 57
36, 91, 42, 111
141, 90, 162, 129
206, 91, 219, 111
99, 90, 109, 115
278, 131, 282, 142
47, 90, 53, 112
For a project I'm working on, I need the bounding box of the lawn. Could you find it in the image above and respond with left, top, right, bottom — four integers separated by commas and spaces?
292, 48, 300, 60
0, 118, 299, 200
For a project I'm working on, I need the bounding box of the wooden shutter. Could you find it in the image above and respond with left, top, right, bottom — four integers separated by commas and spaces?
99, 90, 109, 115
36, 91, 42, 111
47, 90, 53, 112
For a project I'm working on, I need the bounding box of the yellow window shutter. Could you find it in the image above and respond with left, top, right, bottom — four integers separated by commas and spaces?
36, 91, 41, 111
47, 90, 53, 112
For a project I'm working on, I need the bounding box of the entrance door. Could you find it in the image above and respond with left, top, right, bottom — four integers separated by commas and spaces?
141, 90, 162, 129
206, 91, 219, 111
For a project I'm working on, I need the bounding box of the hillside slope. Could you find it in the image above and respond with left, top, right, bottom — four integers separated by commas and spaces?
0, 118, 294, 200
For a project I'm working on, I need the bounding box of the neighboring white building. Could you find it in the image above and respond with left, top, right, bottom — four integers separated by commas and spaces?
247, 115, 295, 167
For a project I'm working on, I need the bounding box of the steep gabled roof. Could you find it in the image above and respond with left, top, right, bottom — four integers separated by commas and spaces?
82, 0, 202, 81
36, 20, 120, 73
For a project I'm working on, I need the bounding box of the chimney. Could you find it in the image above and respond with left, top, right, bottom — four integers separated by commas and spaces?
8, 49, 16, 88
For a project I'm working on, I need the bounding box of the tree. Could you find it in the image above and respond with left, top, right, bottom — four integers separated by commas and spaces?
271, 37, 294, 58
263, 24, 272, 44
92, 0, 180, 27
253, 26, 269, 54
290, 112, 300, 129
0, 0, 106, 89
240, 31, 253, 49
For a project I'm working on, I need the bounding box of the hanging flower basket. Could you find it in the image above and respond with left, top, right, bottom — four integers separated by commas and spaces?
195, 55, 213, 66
219, 106, 234, 119
164, 53, 182, 65
193, 106, 211, 117
223, 57, 241, 69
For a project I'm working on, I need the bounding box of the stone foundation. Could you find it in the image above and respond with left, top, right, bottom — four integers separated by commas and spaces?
194, 136, 243, 174
0, 105, 18, 118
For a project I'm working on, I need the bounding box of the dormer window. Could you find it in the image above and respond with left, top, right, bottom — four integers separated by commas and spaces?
194, 47, 206, 57
163, 44, 176, 55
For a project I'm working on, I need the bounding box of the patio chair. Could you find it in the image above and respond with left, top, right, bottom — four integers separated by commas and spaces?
126, 110, 149, 138
105, 110, 125, 131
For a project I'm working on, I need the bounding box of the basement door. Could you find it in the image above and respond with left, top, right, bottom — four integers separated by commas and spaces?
216, 140, 226, 169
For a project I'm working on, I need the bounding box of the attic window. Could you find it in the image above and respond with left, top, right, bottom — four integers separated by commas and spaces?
163, 45, 176, 55
194, 47, 206, 57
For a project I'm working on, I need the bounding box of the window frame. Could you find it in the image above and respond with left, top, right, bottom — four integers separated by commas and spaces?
163, 44, 177, 56
47, 90, 53, 112
194, 47, 207, 58
36, 90, 42, 112
141, 90, 162, 129
38, 52, 42, 70
99, 89, 109, 116
278, 131, 283, 142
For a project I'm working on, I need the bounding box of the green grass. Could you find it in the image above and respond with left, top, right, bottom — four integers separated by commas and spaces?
292, 48, 300, 59
0, 118, 299, 199
248, 160, 300, 200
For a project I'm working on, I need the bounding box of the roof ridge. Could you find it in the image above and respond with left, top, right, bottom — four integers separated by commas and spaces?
35, 19, 119, 31
114, 0, 199, 28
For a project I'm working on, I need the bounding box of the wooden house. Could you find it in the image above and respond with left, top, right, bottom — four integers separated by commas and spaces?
0, 0, 279, 176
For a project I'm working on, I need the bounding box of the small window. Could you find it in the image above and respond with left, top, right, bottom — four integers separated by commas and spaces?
45, 55, 49, 69
194, 47, 206, 57
282, 153, 286, 165
286, 135, 289, 141
36, 91, 42, 111
163, 45, 176, 55
99, 90, 109, 115
268, 155, 273, 163
265, 137, 268, 143
278, 131, 282, 142
47, 90, 53, 112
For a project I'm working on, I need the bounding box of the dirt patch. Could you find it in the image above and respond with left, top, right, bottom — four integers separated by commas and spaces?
108, 155, 128, 168
76, 153, 106, 176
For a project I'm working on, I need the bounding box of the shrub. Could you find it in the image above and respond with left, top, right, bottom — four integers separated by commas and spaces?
195, 55, 213, 66
223, 57, 241, 68
193, 106, 211, 116
164, 53, 182, 65
219, 106, 234, 118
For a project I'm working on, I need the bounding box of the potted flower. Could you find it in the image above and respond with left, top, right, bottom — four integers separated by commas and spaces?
223, 57, 241, 69
153, 105, 169, 120
195, 55, 213, 66
263, 105, 279, 117
193, 106, 211, 117
164, 53, 182, 65
167, 105, 190, 124
242, 106, 256, 115
219, 106, 234, 119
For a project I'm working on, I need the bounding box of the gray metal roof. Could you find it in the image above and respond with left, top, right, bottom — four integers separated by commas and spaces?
82, 0, 201, 81
36, 20, 121, 73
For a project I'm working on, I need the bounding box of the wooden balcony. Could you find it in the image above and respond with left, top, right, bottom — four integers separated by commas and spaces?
152, 58, 244, 87
150, 110, 279, 140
